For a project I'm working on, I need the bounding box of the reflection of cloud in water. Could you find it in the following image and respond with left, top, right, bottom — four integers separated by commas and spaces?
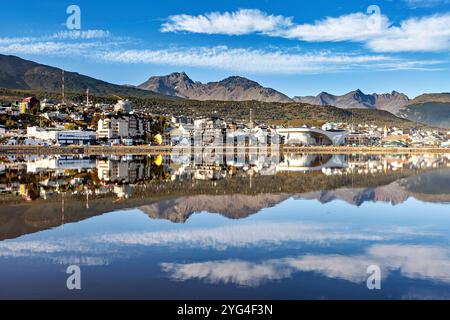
95, 222, 387, 249
161, 260, 291, 287
368, 245, 450, 283
50, 256, 110, 266
0, 240, 111, 266
0, 222, 436, 261
161, 245, 450, 287
0, 241, 67, 256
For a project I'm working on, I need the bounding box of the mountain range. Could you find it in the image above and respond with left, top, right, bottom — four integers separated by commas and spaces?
139, 72, 450, 127
1, 54, 450, 127
140, 72, 450, 127
293, 90, 411, 114
0, 54, 165, 98
138, 72, 292, 103
138, 72, 415, 113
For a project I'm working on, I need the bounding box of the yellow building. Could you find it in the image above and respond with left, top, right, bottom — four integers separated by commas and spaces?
20, 102, 28, 114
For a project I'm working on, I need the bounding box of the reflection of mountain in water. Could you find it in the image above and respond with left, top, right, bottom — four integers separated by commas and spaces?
140, 194, 291, 223
1, 165, 450, 240
300, 182, 410, 206
300, 169, 450, 206
401, 169, 450, 197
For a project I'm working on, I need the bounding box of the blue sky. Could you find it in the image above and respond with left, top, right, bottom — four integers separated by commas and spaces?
1, 0, 450, 98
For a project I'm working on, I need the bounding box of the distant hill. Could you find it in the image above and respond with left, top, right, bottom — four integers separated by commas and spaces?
398, 102, 450, 128
0, 54, 166, 98
294, 90, 450, 127
409, 93, 450, 105
293, 89, 410, 114
396, 93, 450, 128
138, 72, 293, 103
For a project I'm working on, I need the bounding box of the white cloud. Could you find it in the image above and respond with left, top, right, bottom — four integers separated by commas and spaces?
367, 14, 450, 52
161, 9, 450, 53
0, 29, 111, 44
404, 0, 450, 8
161, 9, 293, 35
0, 29, 114, 56
49, 29, 111, 40
0, 27, 442, 74
273, 13, 390, 42
100, 46, 437, 74
0, 41, 102, 56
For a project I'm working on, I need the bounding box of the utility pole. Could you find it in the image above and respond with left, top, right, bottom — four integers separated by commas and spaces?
61, 69, 65, 105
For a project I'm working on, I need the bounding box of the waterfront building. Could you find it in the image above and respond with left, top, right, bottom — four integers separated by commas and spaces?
171, 115, 194, 126
168, 125, 191, 146
97, 116, 129, 140
97, 114, 146, 142
193, 117, 227, 146
276, 127, 348, 146
345, 132, 381, 146
382, 134, 411, 146
27, 126, 96, 145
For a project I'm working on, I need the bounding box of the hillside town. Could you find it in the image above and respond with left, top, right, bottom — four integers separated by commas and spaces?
1, 95, 450, 148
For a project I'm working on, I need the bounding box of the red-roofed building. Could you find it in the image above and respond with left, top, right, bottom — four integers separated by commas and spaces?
20, 97, 40, 114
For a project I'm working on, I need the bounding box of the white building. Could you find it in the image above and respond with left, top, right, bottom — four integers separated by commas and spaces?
27, 126, 96, 145
97, 114, 145, 140
70, 112, 85, 121
40, 99, 55, 110
276, 127, 348, 146
114, 99, 132, 113
97, 117, 129, 139
42, 111, 69, 121
0, 106, 20, 116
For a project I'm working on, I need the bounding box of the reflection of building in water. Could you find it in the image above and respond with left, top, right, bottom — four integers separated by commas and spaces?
276, 154, 348, 172
170, 151, 282, 181
3, 153, 450, 204
96, 158, 146, 183
113, 185, 132, 199
27, 156, 97, 173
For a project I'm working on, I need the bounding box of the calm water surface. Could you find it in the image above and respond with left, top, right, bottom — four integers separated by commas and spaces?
1, 153, 450, 299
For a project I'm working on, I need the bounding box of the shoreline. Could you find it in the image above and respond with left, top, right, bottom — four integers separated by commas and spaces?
0, 145, 449, 155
